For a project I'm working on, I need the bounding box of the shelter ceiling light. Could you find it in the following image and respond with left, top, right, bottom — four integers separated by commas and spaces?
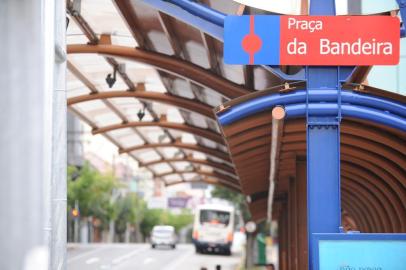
137, 106, 146, 121
105, 66, 117, 88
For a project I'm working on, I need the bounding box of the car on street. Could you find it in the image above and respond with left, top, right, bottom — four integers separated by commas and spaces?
151, 225, 177, 249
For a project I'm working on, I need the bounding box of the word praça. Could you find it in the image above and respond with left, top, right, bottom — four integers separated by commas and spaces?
287, 38, 393, 56
287, 17, 323, 33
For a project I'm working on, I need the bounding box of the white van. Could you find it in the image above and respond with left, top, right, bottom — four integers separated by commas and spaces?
151, 225, 177, 249
192, 204, 235, 255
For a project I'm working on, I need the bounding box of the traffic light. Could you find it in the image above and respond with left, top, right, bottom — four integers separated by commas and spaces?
71, 208, 80, 218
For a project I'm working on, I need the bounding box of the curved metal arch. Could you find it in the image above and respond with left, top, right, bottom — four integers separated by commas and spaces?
342, 179, 388, 232
118, 142, 231, 163
141, 157, 235, 175
341, 156, 406, 231
67, 44, 250, 98
218, 89, 406, 131
341, 198, 369, 232
341, 162, 405, 231
341, 165, 402, 232
165, 178, 240, 192
342, 173, 394, 232
158, 169, 237, 182
342, 185, 379, 232
92, 121, 224, 144
68, 91, 215, 119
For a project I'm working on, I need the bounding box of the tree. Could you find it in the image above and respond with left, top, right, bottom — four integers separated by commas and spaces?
67, 163, 119, 227
211, 186, 251, 222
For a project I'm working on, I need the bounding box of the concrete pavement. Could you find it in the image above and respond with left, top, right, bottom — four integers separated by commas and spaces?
68, 243, 241, 270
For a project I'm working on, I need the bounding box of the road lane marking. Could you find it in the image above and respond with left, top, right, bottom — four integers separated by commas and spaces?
86, 257, 100, 264
161, 247, 194, 270
111, 245, 150, 265
68, 246, 107, 262
143, 257, 155, 265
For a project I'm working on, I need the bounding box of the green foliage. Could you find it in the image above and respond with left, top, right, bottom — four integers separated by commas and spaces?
67, 163, 119, 225
140, 209, 193, 237
115, 194, 146, 235
67, 163, 193, 240
211, 186, 251, 221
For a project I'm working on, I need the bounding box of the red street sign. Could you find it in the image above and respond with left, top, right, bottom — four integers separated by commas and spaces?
224, 16, 400, 65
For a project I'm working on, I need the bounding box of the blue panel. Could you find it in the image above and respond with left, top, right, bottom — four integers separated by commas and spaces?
312, 233, 406, 270
255, 16, 280, 65
320, 240, 406, 269
224, 16, 250, 64
224, 15, 280, 65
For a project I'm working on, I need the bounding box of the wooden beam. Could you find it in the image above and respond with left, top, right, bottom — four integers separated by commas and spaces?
68, 90, 215, 119
67, 44, 251, 98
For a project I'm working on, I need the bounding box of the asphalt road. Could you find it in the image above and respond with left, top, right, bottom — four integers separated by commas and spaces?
68, 243, 242, 270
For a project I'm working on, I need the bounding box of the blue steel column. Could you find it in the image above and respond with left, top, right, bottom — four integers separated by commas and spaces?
307, 1, 341, 270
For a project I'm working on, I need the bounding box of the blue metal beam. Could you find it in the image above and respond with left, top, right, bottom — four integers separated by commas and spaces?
142, 0, 224, 40
217, 89, 406, 131
307, 1, 341, 269
397, 0, 406, 37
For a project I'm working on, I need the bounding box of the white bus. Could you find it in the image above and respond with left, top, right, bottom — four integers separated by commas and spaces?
192, 204, 235, 255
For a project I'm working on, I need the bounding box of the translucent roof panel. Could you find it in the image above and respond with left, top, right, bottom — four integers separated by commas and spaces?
188, 114, 208, 129
183, 173, 199, 181
106, 128, 144, 148
172, 162, 192, 171
67, 70, 91, 98
198, 138, 218, 149
221, 64, 245, 85
181, 133, 197, 144
80, 0, 137, 47
337, 0, 399, 15
231, 0, 302, 14
201, 88, 226, 107
122, 61, 167, 93
135, 150, 162, 163
137, 127, 171, 144
66, 16, 88, 44
72, 102, 121, 126
199, 165, 214, 173
183, 40, 210, 69
147, 31, 174, 55
171, 79, 195, 99
183, 150, 207, 160
158, 147, 183, 159
166, 108, 184, 123
163, 174, 182, 184
150, 163, 173, 175
149, 103, 177, 118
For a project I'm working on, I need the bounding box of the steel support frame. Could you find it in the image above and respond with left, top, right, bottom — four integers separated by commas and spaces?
307, 1, 341, 270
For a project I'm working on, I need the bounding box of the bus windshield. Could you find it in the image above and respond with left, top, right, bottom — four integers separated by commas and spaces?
200, 210, 230, 225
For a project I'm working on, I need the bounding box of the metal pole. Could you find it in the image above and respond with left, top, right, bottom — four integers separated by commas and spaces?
44, 0, 56, 268
74, 200, 80, 243
245, 233, 255, 270
51, 0, 67, 269
0, 1, 53, 269
307, 1, 341, 270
